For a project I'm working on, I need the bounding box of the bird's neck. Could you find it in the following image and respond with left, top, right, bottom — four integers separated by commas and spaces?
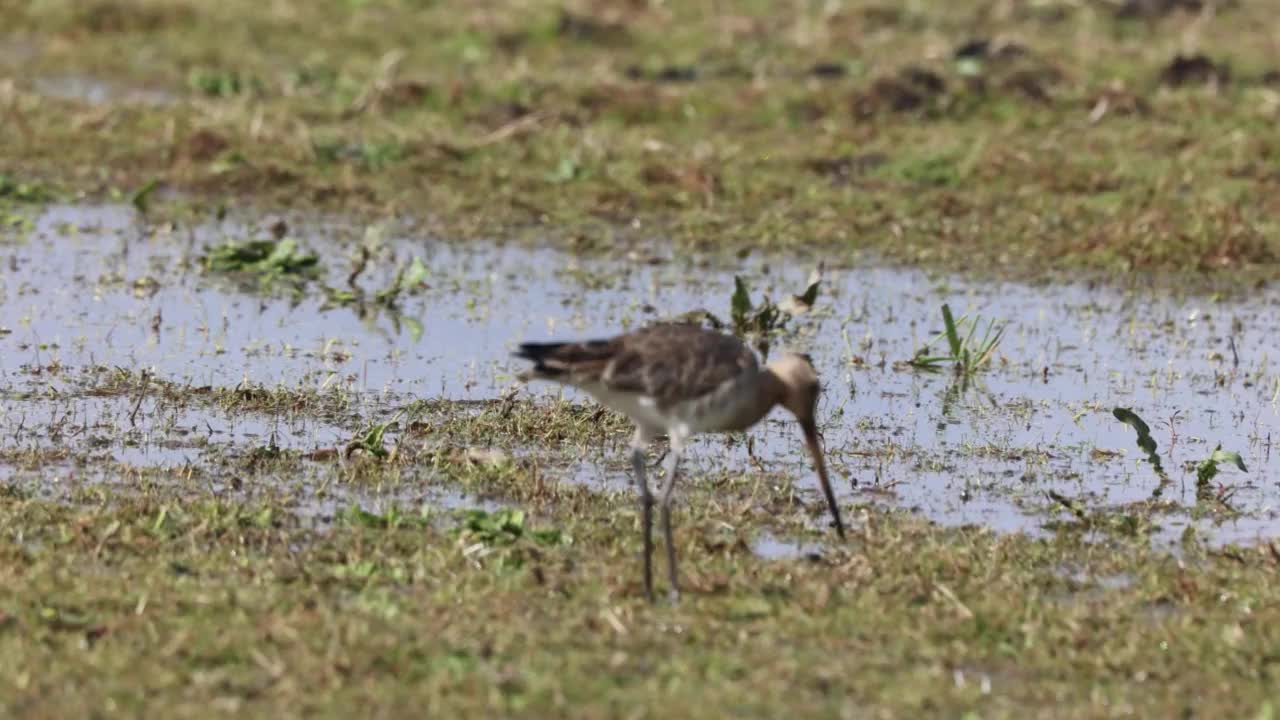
725, 368, 787, 431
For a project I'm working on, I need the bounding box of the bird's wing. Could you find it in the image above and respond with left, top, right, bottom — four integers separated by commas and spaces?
514, 338, 617, 381
600, 324, 758, 408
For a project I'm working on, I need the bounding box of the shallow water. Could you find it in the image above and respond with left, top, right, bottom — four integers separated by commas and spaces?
30, 75, 176, 106
2, 203, 1278, 545
752, 532, 825, 561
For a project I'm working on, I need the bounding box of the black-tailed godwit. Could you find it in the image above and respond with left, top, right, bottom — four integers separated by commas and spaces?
515, 322, 845, 601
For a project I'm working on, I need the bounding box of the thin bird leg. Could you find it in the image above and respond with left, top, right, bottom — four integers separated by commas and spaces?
629, 429, 655, 602
657, 439, 684, 601
649, 447, 669, 470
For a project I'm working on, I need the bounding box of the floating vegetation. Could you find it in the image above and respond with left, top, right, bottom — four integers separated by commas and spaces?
372, 256, 428, 308
716, 264, 823, 357
1196, 444, 1248, 502
201, 237, 321, 285
730, 275, 786, 335
320, 225, 427, 339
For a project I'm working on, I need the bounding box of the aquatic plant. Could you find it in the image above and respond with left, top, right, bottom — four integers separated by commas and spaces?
1112, 407, 1170, 484
908, 303, 1006, 377
202, 238, 320, 278
724, 264, 823, 357
1196, 444, 1247, 502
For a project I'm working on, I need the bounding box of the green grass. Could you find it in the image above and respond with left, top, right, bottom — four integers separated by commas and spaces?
0, 0, 1278, 277
3, 478, 1279, 717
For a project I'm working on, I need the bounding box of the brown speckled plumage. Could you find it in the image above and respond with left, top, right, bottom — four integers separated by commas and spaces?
517, 323, 757, 410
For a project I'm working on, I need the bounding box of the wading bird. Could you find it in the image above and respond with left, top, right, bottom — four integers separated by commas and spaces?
514, 322, 845, 601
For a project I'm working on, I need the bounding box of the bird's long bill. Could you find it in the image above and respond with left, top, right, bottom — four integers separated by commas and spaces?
801, 418, 846, 539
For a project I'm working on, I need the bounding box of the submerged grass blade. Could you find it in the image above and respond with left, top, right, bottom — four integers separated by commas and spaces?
130, 179, 159, 213
1112, 408, 1169, 482
730, 275, 753, 331
942, 303, 962, 358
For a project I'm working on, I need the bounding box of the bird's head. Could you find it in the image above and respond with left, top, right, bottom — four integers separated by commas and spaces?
767, 352, 822, 425
766, 352, 845, 538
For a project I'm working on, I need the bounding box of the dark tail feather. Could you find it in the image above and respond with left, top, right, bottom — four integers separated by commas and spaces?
514, 342, 567, 363
514, 342, 570, 379
513, 339, 615, 381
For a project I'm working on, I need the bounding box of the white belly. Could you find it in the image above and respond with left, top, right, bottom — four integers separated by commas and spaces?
578, 383, 674, 435
579, 375, 767, 437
